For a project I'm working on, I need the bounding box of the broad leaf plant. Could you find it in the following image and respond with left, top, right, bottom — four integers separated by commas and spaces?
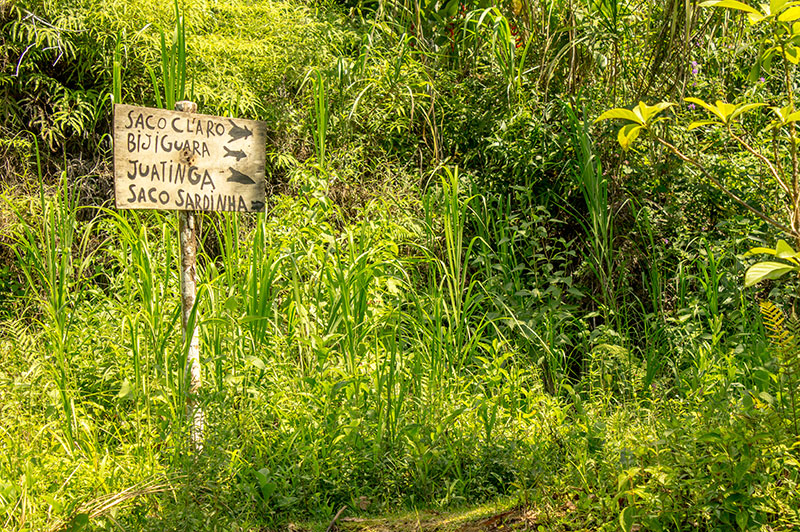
596, 0, 800, 288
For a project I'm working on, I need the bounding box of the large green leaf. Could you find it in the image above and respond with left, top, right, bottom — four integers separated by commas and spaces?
716, 101, 737, 119
596, 102, 673, 127
636, 101, 674, 123
779, 5, 800, 19
775, 238, 797, 258
745, 261, 798, 286
617, 123, 643, 151
744, 245, 778, 256
700, 0, 761, 14
595, 108, 643, 124
767, 104, 800, 126
685, 98, 762, 124
685, 97, 727, 122
745, 241, 800, 262
772, 0, 786, 12
784, 44, 800, 63
770, 104, 793, 122
701, 0, 767, 22
688, 120, 724, 130
730, 102, 766, 119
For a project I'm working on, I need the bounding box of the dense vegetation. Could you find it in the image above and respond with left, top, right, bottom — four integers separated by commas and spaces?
3, 0, 800, 530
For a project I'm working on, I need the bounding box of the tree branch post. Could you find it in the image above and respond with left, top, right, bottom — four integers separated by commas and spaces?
175, 100, 204, 452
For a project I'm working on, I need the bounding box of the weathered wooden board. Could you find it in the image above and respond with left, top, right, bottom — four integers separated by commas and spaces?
113, 104, 267, 212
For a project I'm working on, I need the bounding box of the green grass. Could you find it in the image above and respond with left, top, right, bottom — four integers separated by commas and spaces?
3, 161, 799, 530
4, 0, 800, 530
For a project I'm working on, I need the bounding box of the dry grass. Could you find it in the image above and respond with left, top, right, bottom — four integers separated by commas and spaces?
289, 498, 569, 532
45, 476, 179, 532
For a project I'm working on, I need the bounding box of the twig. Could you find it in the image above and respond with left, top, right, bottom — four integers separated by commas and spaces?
656, 137, 793, 235
326, 505, 348, 532
14, 43, 35, 76
729, 129, 791, 196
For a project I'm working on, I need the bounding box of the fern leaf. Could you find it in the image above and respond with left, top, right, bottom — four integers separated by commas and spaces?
760, 301, 792, 348
781, 315, 800, 388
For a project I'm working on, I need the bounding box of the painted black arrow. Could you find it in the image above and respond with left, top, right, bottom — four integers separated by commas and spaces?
223, 146, 247, 162
227, 167, 256, 185
250, 200, 265, 211
227, 120, 252, 142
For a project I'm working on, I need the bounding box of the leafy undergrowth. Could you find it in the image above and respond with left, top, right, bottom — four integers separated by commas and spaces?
6, 0, 800, 530
3, 165, 800, 532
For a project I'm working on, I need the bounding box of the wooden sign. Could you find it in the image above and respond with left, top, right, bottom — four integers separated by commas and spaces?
113, 104, 267, 212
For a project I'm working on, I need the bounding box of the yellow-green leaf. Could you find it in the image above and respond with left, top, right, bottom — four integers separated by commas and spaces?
771, 105, 792, 122
618, 123, 643, 151
595, 108, 643, 124
701, 0, 768, 22
776, 238, 798, 258
730, 102, 766, 119
646, 101, 675, 114
632, 104, 645, 123
745, 261, 798, 286
716, 101, 737, 120
779, 5, 800, 18
744, 245, 779, 256
688, 120, 723, 130
700, 0, 762, 14
685, 97, 726, 122
772, 0, 788, 15
636, 101, 674, 123
619, 507, 634, 532
785, 44, 800, 63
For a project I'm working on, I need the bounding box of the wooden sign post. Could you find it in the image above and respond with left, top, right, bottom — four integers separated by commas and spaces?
113, 101, 267, 450
113, 103, 267, 212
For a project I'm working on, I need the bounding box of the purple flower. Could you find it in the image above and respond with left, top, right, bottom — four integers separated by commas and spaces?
688, 103, 696, 110
760, 77, 765, 83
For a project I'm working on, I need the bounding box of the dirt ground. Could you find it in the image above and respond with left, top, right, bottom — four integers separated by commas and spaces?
295, 500, 565, 532
334, 507, 543, 531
